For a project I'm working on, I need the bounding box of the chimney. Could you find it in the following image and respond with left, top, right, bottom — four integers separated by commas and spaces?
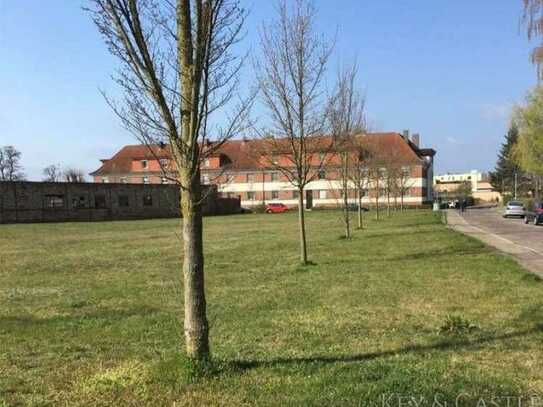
411, 133, 420, 147
402, 129, 409, 140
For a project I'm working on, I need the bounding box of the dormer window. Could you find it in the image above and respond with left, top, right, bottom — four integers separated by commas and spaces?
141, 160, 148, 170
159, 158, 169, 168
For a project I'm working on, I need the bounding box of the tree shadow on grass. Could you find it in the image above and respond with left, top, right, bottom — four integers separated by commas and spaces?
362, 229, 437, 240
385, 246, 488, 262
0, 305, 163, 327
231, 324, 543, 371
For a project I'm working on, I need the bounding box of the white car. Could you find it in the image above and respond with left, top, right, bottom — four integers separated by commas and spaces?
503, 201, 525, 218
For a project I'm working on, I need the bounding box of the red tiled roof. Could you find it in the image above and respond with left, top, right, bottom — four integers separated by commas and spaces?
90, 133, 433, 176
90, 144, 171, 176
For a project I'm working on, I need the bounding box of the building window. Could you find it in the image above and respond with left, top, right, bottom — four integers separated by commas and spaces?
143, 194, 153, 207
319, 190, 327, 199
202, 175, 210, 184
292, 190, 299, 199
142, 176, 150, 184
272, 155, 279, 165
159, 158, 169, 168
101, 177, 109, 183
247, 191, 255, 200
95, 195, 107, 209
141, 160, 148, 170
271, 190, 279, 200
120, 177, 128, 184
118, 195, 129, 207
317, 169, 326, 180
270, 172, 279, 182
204, 159, 210, 167
45, 195, 64, 208
226, 174, 235, 183
246, 173, 255, 183
161, 177, 169, 184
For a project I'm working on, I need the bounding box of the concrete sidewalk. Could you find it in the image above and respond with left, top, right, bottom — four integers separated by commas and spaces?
447, 209, 543, 278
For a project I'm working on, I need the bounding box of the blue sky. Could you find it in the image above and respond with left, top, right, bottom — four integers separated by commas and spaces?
0, 0, 538, 180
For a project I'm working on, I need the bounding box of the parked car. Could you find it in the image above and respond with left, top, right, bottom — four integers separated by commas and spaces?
346, 203, 370, 212
503, 201, 526, 218
265, 203, 289, 214
524, 201, 543, 225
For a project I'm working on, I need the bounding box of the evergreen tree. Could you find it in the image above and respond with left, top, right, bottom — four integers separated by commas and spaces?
490, 123, 525, 195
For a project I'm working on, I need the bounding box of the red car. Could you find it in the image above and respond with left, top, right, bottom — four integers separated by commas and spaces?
265, 203, 289, 213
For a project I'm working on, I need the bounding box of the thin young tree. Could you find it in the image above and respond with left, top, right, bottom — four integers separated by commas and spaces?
396, 164, 414, 212
328, 64, 365, 239
347, 138, 370, 229
365, 137, 388, 221
88, 0, 251, 361
0, 146, 25, 181
255, 0, 334, 264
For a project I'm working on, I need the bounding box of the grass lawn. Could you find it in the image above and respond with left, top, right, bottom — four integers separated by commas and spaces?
1, 210, 543, 406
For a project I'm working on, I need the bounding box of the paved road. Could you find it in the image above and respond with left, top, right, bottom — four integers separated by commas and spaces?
448, 208, 543, 277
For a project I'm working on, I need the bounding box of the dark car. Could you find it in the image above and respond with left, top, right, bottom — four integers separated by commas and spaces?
524, 202, 543, 225
346, 203, 370, 212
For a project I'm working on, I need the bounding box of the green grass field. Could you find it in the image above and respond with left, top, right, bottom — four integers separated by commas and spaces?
1, 210, 543, 406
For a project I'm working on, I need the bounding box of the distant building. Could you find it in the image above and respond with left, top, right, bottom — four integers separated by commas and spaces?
91, 132, 437, 208
434, 170, 501, 202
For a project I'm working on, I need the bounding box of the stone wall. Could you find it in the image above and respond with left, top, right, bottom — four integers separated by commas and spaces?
0, 182, 240, 224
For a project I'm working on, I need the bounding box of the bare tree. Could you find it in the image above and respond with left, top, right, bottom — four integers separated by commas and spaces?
382, 151, 404, 216
396, 164, 414, 211
64, 168, 86, 183
364, 137, 389, 221
42, 164, 63, 182
255, 0, 334, 264
347, 138, 370, 229
88, 0, 251, 361
327, 64, 365, 239
0, 146, 25, 181
523, 0, 543, 78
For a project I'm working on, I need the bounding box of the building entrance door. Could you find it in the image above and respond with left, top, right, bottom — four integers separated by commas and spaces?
306, 190, 313, 209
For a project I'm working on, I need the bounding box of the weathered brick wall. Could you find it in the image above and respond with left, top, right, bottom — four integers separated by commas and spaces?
0, 182, 240, 224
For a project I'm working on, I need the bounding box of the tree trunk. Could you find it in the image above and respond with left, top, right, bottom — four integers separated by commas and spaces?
181, 173, 209, 360
343, 190, 351, 239
357, 189, 363, 229
386, 192, 391, 217
401, 193, 404, 212
375, 194, 380, 220
297, 189, 308, 264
